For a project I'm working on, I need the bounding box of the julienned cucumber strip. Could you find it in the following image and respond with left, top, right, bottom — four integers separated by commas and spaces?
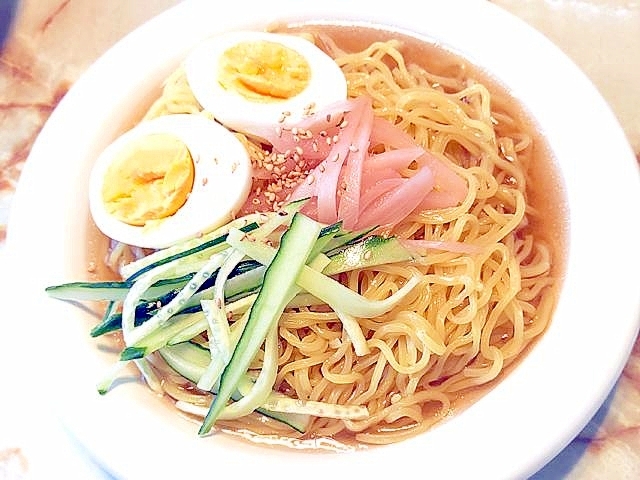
124, 221, 259, 282
45, 273, 193, 302
94, 305, 200, 339
73, 234, 413, 341
46, 220, 384, 340
162, 340, 366, 430
120, 310, 206, 360
123, 290, 329, 360
198, 212, 322, 436
43, 203, 420, 435
47, 257, 265, 305
45, 280, 134, 302
159, 342, 310, 433
324, 235, 414, 275
123, 201, 310, 347
123, 198, 308, 280
125, 249, 232, 346
323, 225, 376, 255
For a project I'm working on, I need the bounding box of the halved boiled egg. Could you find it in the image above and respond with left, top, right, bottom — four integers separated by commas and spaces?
184, 30, 347, 139
88, 114, 252, 249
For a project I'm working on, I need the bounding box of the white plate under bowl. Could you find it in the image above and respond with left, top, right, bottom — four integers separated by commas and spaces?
5, 1, 640, 479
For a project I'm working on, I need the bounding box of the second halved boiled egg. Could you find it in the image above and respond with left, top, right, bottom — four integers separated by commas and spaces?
184, 30, 347, 139
88, 113, 252, 249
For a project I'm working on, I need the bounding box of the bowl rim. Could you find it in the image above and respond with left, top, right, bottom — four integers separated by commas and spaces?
6, 1, 640, 479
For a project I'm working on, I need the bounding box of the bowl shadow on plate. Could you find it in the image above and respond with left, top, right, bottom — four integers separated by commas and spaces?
59, 422, 119, 480
529, 383, 616, 479
59, 299, 104, 320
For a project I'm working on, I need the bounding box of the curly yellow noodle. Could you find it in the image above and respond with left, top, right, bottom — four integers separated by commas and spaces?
143, 66, 201, 120
128, 30, 561, 448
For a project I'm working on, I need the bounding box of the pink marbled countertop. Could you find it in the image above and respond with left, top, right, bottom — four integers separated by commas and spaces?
0, 1, 638, 478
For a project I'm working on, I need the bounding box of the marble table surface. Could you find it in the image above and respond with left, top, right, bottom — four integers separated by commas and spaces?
0, 1, 638, 478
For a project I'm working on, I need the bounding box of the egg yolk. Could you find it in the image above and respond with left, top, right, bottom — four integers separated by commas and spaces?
101, 133, 195, 227
218, 40, 310, 102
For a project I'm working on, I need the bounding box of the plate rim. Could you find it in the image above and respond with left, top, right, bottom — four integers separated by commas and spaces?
5, 1, 640, 479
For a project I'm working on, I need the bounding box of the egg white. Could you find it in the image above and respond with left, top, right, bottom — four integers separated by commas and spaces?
184, 30, 347, 140
88, 114, 252, 249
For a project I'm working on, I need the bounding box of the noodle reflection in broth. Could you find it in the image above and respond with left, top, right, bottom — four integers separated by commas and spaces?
100, 24, 565, 447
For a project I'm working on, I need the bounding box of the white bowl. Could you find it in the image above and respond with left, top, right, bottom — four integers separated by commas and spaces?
5, 1, 640, 479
